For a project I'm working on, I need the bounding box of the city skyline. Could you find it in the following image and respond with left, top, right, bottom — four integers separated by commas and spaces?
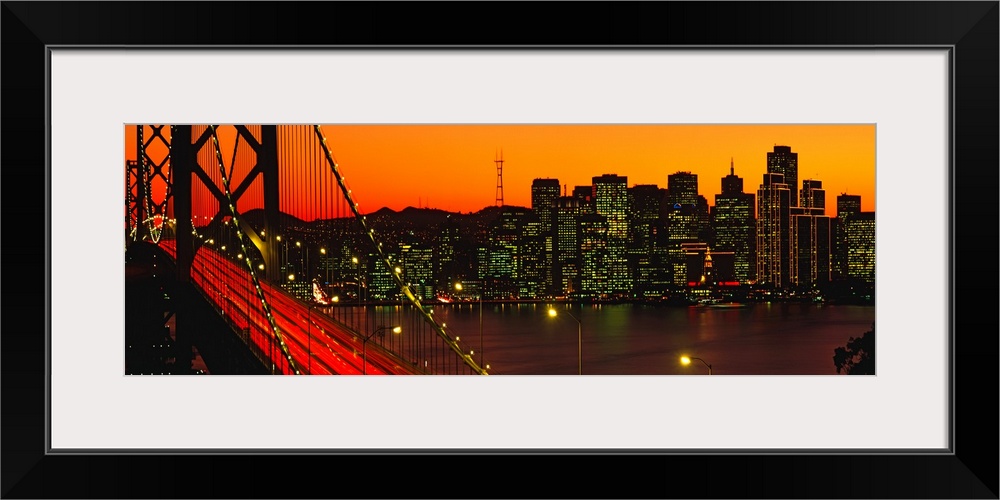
124, 124, 875, 220
125, 124, 877, 379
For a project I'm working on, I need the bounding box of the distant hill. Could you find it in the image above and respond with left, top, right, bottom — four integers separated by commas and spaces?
236, 204, 532, 234
232, 208, 306, 228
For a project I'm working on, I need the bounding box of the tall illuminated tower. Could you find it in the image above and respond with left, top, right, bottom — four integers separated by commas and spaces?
592, 174, 631, 296
578, 213, 609, 299
664, 172, 709, 286
554, 196, 583, 295
494, 150, 504, 207
532, 178, 561, 296
800, 179, 826, 210
846, 211, 876, 285
790, 180, 831, 288
756, 172, 791, 288
833, 194, 862, 280
629, 184, 663, 295
768, 145, 799, 207
712, 160, 756, 283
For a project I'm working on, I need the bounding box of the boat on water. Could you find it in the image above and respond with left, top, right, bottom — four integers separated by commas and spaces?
690, 298, 748, 308
707, 302, 747, 309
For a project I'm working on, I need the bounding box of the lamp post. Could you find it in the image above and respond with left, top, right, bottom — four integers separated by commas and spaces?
680, 355, 712, 375
296, 240, 304, 286
320, 247, 328, 284
455, 282, 485, 370
547, 307, 582, 375
363, 325, 401, 375
353, 256, 361, 325
352, 256, 360, 301
276, 235, 286, 272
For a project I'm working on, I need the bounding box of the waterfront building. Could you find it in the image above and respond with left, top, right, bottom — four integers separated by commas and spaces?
554, 196, 583, 296
593, 174, 632, 296
664, 172, 710, 286
833, 194, 862, 280
578, 213, 609, 299
712, 160, 756, 283
846, 211, 876, 285
531, 178, 561, 296
756, 172, 791, 288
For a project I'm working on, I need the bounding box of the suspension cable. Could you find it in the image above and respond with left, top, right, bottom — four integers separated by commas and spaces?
312, 125, 487, 375
139, 125, 163, 244
209, 125, 300, 375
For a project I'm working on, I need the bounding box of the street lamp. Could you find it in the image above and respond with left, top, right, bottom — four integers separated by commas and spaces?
320, 247, 329, 285
547, 307, 582, 375
680, 355, 712, 375
455, 282, 485, 370
295, 241, 304, 284
363, 325, 401, 375
276, 235, 288, 273
352, 256, 362, 319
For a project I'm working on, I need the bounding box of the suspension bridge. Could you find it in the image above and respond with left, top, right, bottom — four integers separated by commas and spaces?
125, 125, 488, 375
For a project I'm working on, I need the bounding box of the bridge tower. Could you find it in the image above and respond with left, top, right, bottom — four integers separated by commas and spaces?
128, 125, 284, 374
163, 125, 282, 284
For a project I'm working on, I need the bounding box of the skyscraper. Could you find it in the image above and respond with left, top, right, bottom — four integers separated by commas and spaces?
837, 194, 861, 217
572, 185, 594, 215
400, 242, 435, 300
788, 179, 831, 288
800, 179, 826, 210
712, 160, 756, 283
481, 207, 545, 299
756, 172, 791, 288
768, 145, 799, 207
592, 174, 632, 296
833, 194, 862, 280
554, 196, 583, 296
434, 216, 460, 291
531, 178, 561, 296
846, 210, 876, 285
628, 184, 662, 250
578, 213, 609, 299
629, 184, 664, 295
531, 178, 561, 226
664, 172, 709, 286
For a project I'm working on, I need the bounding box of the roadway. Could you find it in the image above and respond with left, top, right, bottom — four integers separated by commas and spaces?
158, 240, 420, 374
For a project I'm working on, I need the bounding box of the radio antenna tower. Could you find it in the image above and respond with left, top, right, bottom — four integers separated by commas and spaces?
494, 149, 504, 207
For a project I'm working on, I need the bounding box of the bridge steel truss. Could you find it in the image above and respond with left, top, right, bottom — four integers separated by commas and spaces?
128, 124, 487, 375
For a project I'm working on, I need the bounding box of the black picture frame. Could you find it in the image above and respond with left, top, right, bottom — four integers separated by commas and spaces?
3, 2, 996, 498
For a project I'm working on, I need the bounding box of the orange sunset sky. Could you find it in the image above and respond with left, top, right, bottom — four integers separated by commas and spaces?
125, 124, 875, 220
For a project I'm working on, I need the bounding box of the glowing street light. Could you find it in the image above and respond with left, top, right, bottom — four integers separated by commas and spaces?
352, 256, 361, 303
547, 307, 582, 375
363, 326, 401, 375
456, 281, 484, 371
680, 355, 712, 375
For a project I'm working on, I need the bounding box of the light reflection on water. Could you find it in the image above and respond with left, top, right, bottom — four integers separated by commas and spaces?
419, 303, 875, 375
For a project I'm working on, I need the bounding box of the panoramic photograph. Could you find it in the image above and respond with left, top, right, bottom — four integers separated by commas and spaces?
124, 124, 876, 376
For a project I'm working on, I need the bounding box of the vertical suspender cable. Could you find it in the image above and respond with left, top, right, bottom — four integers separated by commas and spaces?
312, 125, 486, 375
209, 125, 300, 374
